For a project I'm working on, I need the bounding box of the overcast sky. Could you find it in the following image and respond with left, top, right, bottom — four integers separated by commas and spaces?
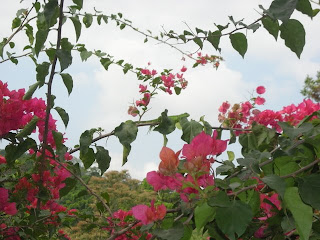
1, 1, 320, 179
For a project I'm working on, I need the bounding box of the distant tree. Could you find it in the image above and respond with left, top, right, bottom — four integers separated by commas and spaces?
63, 170, 157, 239
301, 71, 320, 102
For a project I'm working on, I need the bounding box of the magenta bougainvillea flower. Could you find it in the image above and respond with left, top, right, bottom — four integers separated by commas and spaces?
256, 86, 266, 94
132, 200, 166, 225
255, 96, 266, 105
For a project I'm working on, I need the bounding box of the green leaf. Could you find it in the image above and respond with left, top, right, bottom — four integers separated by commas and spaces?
16, 116, 39, 138
52, 131, 64, 151
80, 50, 92, 61
35, 29, 49, 57
278, 122, 312, 139
216, 201, 253, 240
284, 187, 312, 240
208, 191, 231, 208
79, 130, 94, 154
280, 19, 305, 58
262, 16, 279, 40
101, 192, 110, 203
70, 16, 82, 42
83, 13, 93, 28
25, 24, 34, 45
56, 38, 73, 71
193, 37, 203, 49
229, 33, 247, 58
153, 223, 185, 240
34, 2, 40, 12
262, 175, 286, 199
298, 174, 320, 209
72, 0, 83, 10
247, 190, 261, 215
5, 139, 36, 166
60, 178, 77, 197
23, 82, 40, 100
207, 30, 221, 51
195, 203, 216, 230
296, 0, 314, 17
114, 120, 138, 165
268, 0, 299, 22
36, 62, 50, 87
96, 146, 111, 175
12, 17, 21, 30
45, 48, 56, 63
43, 0, 59, 27
179, 118, 203, 143
54, 107, 69, 128
81, 147, 95, 169
227, 151, 235, 161
154, 109, 176, 135
100, 57, 113, 71
60, 73, 73, 95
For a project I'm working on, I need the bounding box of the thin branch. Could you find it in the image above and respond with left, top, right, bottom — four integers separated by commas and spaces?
41, 0, 64, 155
281, 158, 320, 179
51, 158, 113, 216
4, 10, 37, 47
183, 212, 194, 225
68, 121, 249, 154
0, 51, 32, 64
228, 158, 320, 196
106, 221, 139, 240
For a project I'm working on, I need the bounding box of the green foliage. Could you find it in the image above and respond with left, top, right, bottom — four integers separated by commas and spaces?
114, 120, 138, 165
279, 19, 305, 58
301, 71, 320, 102
284, 187, 313, 240
229, 33, 248, 58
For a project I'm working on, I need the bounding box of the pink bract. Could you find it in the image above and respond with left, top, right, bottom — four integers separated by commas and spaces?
255, 96, 265, 105
256, 86, 266, 94
132, 200, 166, 225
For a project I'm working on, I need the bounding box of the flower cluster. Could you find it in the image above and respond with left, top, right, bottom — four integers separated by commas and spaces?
193, 52, 223, 69
0, 81, 74, 238
218, 86, 320, 133
128, 64, 188, 117
132, 200, 166, 225
0, 80, 57, 146
104, 209, 152, 239
146, 131, 227, 202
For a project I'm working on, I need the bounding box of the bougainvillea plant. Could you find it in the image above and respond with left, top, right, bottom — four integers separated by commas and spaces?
1, 0, 320, 239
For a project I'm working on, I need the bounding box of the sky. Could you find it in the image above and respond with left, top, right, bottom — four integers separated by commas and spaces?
0, 0, 320, 179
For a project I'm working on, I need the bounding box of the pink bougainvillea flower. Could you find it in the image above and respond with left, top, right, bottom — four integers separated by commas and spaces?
0, 155, 6, 164
146, 171, 168, 191
151, 69, 157, 76
139, 84, 147, 93
182, 131, 227, 161
140, 69, 151, 75
180, 66, 187, 72
256, 86, 266, 94
182, 132, 214, 160
128, 106, 139, 117
158, 147, 180, 176
255, 96, 265, 105
218, 101, 230, 114
132, 200, 166, 225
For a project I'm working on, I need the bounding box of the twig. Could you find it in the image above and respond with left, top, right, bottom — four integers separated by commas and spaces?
68, 121, 249, 154
51, 158, 113, 217
183, 212, 193, 225
281, 158, 320, 179
0, 51, 32, 64
106, 221, 139, 240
